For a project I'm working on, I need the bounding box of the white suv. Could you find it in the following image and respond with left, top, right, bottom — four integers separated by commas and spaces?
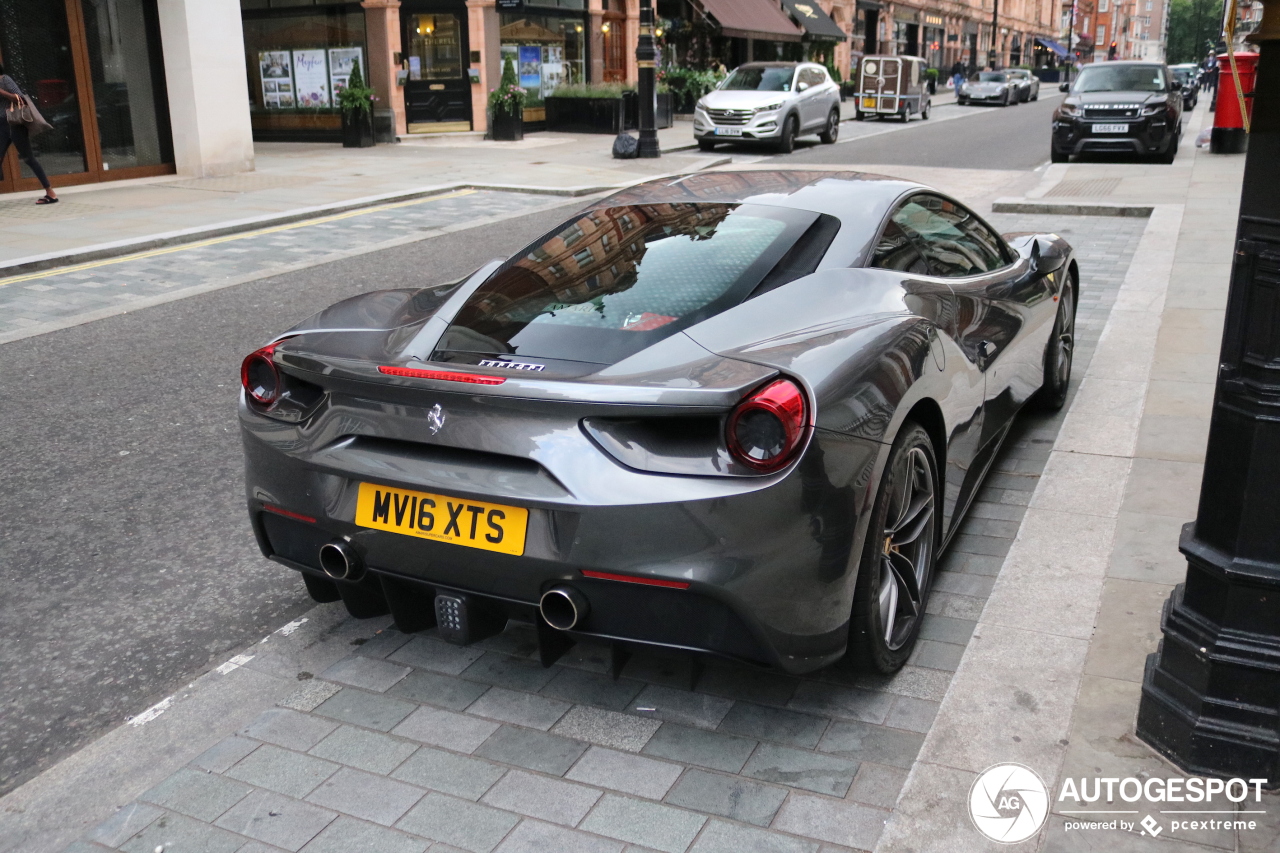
694, 62, 842, 154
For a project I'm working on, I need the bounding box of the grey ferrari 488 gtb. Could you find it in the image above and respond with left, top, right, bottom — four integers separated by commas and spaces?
240, 170, 1078, 676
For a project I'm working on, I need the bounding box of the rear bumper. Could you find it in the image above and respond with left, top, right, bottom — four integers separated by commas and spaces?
242, 422, 885, 674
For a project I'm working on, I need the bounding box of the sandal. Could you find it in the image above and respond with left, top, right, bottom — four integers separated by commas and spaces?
35, 196, 58, 205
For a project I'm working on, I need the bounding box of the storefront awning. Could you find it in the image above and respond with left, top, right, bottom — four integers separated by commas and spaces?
696, 0, 804, 42
781, 0, 848, 40
1036, 37, 1069, 56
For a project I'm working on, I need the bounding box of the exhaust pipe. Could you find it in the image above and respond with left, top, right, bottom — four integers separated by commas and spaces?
319, 540, 364, 582
540, 585, 589, 631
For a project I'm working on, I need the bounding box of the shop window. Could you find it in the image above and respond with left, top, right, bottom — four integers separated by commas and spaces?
408, 15, 462, 81
82, 0, 173, 171
0, 0, 88, 178
500, 12, 587, 113
241, 5, 366, 140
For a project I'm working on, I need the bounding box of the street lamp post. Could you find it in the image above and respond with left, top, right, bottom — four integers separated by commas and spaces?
990, 0, 1001, 67
636, 0, 660, 159
1136, 0, 1280, 784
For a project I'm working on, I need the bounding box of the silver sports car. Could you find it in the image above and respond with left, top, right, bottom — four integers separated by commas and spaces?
240, 170, 1077, 676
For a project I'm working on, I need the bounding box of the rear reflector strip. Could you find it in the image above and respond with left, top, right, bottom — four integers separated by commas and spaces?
581, 570, 691, 590
263, 504, 317, 524
379, 366, 506, 385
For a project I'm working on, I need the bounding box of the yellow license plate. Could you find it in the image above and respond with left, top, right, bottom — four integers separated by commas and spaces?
355, 482, 528, 556
862, 97, 876, 109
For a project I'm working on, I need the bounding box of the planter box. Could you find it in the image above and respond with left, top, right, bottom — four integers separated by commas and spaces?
341, 111, 375, 148
491, 108, 524, 141
545, 96, 625, 134
623, 91, 674, 130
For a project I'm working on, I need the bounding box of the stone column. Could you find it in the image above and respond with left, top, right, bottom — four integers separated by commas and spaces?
467, 0, 500, 133
589, 0, 605, 83
362, 0, 405, 138
626, 0, 641, 85
155, 0, 254, 178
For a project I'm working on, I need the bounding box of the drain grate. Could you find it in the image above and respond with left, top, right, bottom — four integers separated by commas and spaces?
1044, 178, 1121, 197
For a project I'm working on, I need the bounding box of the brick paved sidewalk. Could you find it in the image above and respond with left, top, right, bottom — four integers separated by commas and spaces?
58, 213, 1148, 853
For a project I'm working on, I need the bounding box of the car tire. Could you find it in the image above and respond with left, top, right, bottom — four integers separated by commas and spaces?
1036, 272, 1076, 410
849, 421, 940, 674
819, 108, 840, 143
697, 139, 716, 152
1032, 90, 1039, 101
777, 115, 798, 154
958, 96, 968, 106
1051, 147, 1069, 163
855, 109, 867, 121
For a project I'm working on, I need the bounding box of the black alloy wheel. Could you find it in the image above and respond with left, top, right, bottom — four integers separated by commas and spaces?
819, 108, 840, 143
1036, 273, 1076, 409
851, 422, 940, 674
777, 115, 798, 154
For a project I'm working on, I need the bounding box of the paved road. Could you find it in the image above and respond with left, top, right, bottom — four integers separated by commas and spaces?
772, 94, 1065, 170
0, 100, 1066, 799
0, 198, 581, 796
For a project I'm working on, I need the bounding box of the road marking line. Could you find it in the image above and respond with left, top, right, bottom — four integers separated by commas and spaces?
127, 696, 174, 727
0, 188, 478, 288
215, 654, 255, 675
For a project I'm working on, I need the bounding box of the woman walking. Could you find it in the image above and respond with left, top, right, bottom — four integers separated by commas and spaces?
0, 64, 57, 205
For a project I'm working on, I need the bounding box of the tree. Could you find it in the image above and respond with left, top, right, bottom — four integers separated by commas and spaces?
1166, 0, 1223, 64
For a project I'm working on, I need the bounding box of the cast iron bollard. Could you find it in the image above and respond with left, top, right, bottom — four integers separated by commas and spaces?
1136, 0, 1280, 784
636, 0, 660, 159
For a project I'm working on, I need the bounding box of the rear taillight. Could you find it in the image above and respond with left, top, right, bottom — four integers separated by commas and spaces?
726, 378, 809, 473
241, 343, 281, 406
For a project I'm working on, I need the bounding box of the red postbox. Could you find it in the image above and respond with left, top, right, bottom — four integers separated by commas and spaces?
1211, 51, 1259, 153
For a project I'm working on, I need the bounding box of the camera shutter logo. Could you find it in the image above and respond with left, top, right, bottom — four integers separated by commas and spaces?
968, 763, 1050, 843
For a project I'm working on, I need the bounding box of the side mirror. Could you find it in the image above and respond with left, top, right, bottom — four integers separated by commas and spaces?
1059, 82, 1070, 92
797, 82, 810, 92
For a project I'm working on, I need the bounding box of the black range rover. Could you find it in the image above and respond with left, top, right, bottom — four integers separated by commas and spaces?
1051, 61, 1184, 163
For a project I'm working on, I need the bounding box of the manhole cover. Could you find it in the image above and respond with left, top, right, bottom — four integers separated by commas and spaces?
0, 199, 109, 220
1044, 178, 1121, 197
159, 174, 315, 193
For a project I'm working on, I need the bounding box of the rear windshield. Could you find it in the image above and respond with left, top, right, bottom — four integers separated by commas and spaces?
434, 203, 825, 366
722, 67, 795, 92
1074, 65, 1167, 92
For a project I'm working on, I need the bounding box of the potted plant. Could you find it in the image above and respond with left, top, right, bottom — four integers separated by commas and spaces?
489, 55, 526, 141
337, 62, 376, 148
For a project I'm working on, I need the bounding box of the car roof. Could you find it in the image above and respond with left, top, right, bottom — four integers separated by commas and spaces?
588, 170, 930, 266
736, 62, 802, 69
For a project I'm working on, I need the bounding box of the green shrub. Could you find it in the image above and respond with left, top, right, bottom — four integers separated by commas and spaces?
337, 61, 377, 118
548, 82, 630, 98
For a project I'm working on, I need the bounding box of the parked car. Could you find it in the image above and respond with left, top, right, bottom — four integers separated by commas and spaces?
1006, 69, 1041, 102
1169, 64, 1200, 109
1051, 60, 1183, 163
958, 71, 1020, 106
693, 62, 841, 154
239, 169, 1079, 676
855, 55, 931, 121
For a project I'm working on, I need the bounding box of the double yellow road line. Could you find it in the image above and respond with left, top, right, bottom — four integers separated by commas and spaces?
0, 188, 478, 289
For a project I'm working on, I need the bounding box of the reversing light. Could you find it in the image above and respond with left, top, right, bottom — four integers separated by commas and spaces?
726, 378, 809, 473
379, 366, 506, 385
241, 343, 282, 406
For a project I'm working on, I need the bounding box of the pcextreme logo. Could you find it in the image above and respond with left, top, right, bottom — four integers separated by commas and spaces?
968, 765, 1271, 843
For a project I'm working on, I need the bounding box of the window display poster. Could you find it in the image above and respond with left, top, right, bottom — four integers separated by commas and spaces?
259, 51, 293, 109
408, 55, 422, 81
329, 47, 365, 95
292, 49, 330, 107
518, 45, 541, 90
